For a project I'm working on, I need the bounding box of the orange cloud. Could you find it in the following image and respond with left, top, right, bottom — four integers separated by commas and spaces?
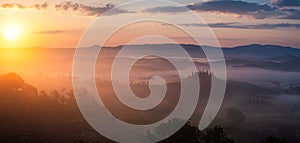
0, 2, 48, 10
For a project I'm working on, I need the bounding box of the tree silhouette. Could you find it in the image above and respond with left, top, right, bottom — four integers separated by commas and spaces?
225, 107, 246, 128
146, 119, 234, 143
0, 73, 24, 91
200, 126, 234, 143
263, 136, 286, 143
0, 73, 297, 143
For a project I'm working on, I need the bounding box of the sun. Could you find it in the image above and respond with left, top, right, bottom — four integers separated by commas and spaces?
3, 26, 21, 41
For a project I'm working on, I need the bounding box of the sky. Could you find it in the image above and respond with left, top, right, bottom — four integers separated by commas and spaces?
0, 0, 299, 48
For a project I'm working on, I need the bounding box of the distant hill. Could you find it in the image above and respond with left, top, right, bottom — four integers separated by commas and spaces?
68, 44, 300, 72
12, 43, 297, 59
267, 55, 300, 63
222, 44, 300, 58
88, 44, 300, 59
3, 43, 299, 73
113, 44, 300, 59
242, 59, 300, 72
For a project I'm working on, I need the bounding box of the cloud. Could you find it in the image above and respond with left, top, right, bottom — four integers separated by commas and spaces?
143, 0, 300, 19
142, 6, 188, 13
186, 0, 275, 15
271, 0, 300, 7
34, 30, 65, 35
0, 2, 48, 10
143, 0, 275, 18
55, 1, 132, 16
179, 22, 300, 29
280, 9, 300, 19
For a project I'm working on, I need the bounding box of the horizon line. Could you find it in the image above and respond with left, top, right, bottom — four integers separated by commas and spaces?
0, 43, 298, 49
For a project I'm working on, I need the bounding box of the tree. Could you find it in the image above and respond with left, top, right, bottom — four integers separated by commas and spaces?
0, 72, 24, 91
159, 120, 202, 143
146, 119, 234, 143
263, 136, 286, 143
201, 126, 234, 143
225, 107, 246, 128
23, 83, 38, 96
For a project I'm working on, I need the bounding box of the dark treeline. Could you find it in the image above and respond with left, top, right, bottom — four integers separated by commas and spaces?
0, 73, 111, 143
0, 72, 292, 143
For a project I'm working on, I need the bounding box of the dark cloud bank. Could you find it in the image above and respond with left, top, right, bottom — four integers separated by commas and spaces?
144, 0, 300, 20
179, 22, 300, 29
1, 0, 299, 19
271, 0, 300, 7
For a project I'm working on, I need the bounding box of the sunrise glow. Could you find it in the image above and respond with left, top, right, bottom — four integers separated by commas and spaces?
3, 25, 21, 41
